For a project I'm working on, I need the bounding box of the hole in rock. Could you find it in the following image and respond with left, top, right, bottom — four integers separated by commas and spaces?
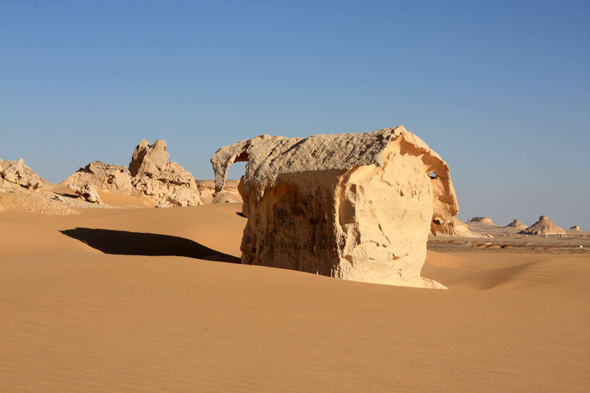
429, 172, 437, 179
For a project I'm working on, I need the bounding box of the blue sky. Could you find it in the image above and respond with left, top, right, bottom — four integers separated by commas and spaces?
1, 1, 589, 229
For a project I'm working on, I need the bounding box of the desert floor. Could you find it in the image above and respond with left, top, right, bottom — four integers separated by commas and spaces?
1, 198, 589, 392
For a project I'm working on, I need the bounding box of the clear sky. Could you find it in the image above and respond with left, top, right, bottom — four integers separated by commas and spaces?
1, 1, 589, 229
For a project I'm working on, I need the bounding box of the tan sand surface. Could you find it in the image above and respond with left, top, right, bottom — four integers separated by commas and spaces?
1, 204, 589, 392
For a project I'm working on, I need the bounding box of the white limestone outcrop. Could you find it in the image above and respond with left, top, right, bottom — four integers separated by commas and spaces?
0, 158, 45, 190
61, 161, 132, 195
212, 126, 459, 288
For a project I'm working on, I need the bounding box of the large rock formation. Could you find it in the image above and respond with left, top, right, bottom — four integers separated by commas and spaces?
505, 219, 527, 230
0, 158, 45, 190
129, 139, 201, 207
519, 216, 567, 236
61, 161, 132, 195
211, 126, 459, 288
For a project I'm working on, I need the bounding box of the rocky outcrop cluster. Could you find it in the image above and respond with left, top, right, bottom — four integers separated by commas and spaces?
62, 140, 202, 207
0, 158, 45, 190
519, 216, 567, 236
212, 126, 459, 288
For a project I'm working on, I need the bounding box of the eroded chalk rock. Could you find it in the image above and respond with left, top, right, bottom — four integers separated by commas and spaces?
129, 141, 201, 207
519, 216, 567, 236
0, 158, 45, 190
61, 161, 132, 195
212, 126, 459, 288
570, 225, 581, 231
68, 183, 104, 205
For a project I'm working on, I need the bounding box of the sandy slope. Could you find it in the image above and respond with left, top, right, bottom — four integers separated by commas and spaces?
1, 204, 589, 392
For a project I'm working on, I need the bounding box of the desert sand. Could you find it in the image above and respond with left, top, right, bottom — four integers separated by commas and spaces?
1, 193, 589, 392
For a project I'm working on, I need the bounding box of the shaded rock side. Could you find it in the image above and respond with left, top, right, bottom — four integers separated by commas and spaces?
60, 161, 132, 195
212, 126, 459, 288
0, 158, 45, 190
519, 216, 567, 235
130, 140, 201, 207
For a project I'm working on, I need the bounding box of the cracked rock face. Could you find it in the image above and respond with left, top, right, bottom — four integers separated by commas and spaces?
212, 126, 459, 288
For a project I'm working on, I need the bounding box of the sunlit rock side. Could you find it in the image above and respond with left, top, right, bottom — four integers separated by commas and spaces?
61, 161, 132, 195
212, 126, 459, 288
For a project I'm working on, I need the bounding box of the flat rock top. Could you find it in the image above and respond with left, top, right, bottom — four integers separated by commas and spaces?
212, 126, 448, 192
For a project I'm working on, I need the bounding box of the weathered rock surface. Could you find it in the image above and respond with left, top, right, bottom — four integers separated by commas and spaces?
196, 179, 242, 204
212, 126, 459, 288
67, 183, 104, 205
519, 216, 567, 236
505, 219, 527, 229
130, 159, 201, 207
0, 158, 45, 190
61, 161, 132, 195
570, 225, 581, 231
129, 139, 169, 177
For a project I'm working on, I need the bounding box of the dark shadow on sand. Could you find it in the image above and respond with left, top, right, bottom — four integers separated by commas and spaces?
60, 228, 241, 263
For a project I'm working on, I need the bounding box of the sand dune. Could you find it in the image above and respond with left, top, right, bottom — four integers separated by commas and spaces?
1, 204, 589, 392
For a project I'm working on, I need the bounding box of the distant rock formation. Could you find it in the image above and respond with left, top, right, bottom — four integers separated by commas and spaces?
212, 126, 459, 288
0, 158, 45, 190
519, 216, 567, 236
67, 183, 104, 205
61, 140, 202, 207
433, 217, 481, 237
570, 225, 581, 231
467, 217, 497, 226
129, 139, 201, 207
196, 179, 242, 204
61, 161, 132, 195
505, 219, 527, 229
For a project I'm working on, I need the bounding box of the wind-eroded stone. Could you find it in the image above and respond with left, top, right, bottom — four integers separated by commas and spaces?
212, 126, 459, 288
